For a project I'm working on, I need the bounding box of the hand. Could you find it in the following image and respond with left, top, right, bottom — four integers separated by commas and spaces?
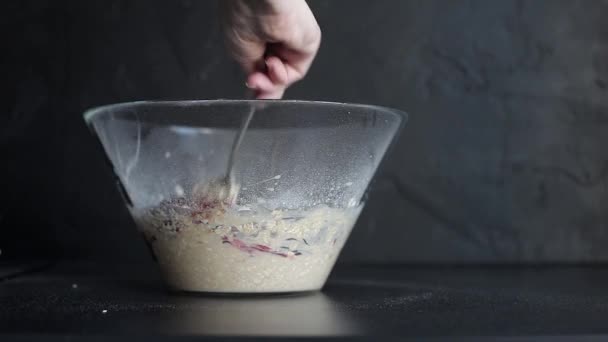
221, 0, 321, 99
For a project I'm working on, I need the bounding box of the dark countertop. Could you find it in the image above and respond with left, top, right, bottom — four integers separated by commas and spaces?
2, 262, 608, 341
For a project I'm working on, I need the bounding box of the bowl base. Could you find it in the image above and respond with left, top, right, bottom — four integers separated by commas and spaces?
171, 288, 321, 298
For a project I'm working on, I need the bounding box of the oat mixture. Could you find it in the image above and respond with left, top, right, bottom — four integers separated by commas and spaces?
133, 193, 361, 293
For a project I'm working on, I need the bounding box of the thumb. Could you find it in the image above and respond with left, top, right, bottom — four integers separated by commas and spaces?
226, 37, 266, 74
220, 1, 266, 74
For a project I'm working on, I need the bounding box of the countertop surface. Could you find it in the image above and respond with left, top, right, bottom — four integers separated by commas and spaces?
1, 262, 608, 341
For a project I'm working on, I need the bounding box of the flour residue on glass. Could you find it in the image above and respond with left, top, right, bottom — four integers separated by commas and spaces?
201, 104, 255, 204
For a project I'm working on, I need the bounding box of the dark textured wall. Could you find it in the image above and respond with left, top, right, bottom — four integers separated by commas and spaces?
2, 0, 608, 263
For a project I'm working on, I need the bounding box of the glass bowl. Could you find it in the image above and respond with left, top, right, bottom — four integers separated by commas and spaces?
84, 100, 405, 293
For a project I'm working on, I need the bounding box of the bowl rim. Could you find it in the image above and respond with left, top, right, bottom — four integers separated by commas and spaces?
83, 99, 408, 124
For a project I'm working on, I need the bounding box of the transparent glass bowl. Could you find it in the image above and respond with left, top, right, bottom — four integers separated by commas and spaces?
85, 100, 405, 293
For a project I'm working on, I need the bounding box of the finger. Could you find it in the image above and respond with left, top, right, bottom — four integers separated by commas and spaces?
246, 71, 275, 92
246, 72, 286, 99
271, 45, 316, 85
256, 88, 285, 100
226, 37, 266, 74
221, 12, 266, 74
265, 56, 289, 85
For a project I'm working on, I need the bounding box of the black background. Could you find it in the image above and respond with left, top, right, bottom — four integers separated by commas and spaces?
2, 0, 608, 264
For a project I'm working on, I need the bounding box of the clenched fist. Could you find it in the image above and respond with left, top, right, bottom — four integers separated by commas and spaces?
221, 0, 321, 99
